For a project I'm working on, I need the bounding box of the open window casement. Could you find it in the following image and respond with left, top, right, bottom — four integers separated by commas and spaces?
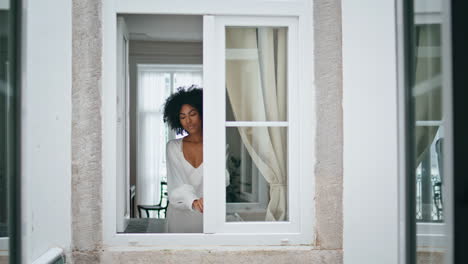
104, 0, 315, 246
203, 15, 310, 243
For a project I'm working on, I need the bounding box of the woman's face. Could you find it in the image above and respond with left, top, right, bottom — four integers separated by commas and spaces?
179, 104, 202, 134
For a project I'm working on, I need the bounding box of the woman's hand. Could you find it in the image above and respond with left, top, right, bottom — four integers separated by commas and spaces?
192, 198, 204, 213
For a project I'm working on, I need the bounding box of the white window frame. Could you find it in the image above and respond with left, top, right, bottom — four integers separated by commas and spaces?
414, 0, 442, 24
103, 0, 314, 247
204, 15, 302, 235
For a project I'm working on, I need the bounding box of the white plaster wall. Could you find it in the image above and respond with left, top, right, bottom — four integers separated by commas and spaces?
342, 0, 399, 263
21, 0, 72, 263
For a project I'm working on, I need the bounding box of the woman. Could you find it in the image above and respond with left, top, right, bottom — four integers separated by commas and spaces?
163, 87, 205, 233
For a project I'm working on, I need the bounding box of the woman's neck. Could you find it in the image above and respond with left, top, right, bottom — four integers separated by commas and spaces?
184, 132, 203, 143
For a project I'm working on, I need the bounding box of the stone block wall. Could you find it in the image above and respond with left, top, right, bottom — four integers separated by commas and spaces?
71, 0, 343, 263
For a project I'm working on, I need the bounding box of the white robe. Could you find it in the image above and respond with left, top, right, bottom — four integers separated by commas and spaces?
166, 138, 203, 233
166, 138, 230, 233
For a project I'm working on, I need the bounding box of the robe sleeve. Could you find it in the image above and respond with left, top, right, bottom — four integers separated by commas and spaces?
166, 140, 198, 211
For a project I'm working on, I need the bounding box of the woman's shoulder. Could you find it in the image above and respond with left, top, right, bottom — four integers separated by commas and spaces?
166, 138, 183, 152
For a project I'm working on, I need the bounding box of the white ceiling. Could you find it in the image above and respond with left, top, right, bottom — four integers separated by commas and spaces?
121, 14, 203, 42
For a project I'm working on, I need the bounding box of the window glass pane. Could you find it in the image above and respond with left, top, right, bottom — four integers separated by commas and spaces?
414, 24, 442, 121
226, 127, 288, 222
174, 72, 202, 89
415, 127, 443, 222
128, 66, 202, 232
0, 0, 18, 260
225, 27, 287, 121
0, 8, 8, 240
409, 1, 449, 263
138, 72, 170, 112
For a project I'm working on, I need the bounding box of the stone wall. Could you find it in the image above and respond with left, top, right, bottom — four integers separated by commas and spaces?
72, 0, 103, 263
71, 0, 343, 263
101, 249, 342, 264
313, 0, 343, 250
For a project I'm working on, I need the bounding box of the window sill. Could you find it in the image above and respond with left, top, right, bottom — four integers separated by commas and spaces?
107, 232, 314, 247
104, 244, 317, 252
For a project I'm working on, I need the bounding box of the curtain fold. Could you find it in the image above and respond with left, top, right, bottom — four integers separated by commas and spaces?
413, 25, 442, 166
136, 72, 167, 210
226, 27, 288, 221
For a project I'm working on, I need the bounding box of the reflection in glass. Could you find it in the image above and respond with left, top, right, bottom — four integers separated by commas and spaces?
0, 1, 13, 260
410, 2, 448, 263
225, 27, 288, 122
415, 127, 443, 223
226, 127, 288, 222
0, 8, 8, 239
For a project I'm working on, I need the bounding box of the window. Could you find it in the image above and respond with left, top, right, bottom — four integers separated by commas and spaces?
204, 17, 303, 235
103, 0, 314, 246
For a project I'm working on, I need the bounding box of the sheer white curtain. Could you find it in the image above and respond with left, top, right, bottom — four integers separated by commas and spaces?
174, 72, 203, 89
136, 71, 168, 209
226, 28, 288, 221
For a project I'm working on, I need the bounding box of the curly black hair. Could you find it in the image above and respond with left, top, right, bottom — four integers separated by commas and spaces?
163, 86, 203, 135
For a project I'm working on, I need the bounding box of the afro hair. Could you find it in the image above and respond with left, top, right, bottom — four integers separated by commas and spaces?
163, 86, 203, 135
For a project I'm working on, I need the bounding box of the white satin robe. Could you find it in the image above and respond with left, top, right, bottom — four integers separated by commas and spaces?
166, 138, 203, 233
166, 138, 229, 233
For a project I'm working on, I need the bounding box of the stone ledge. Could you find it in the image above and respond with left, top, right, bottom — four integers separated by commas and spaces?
101, 248, 342, 264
